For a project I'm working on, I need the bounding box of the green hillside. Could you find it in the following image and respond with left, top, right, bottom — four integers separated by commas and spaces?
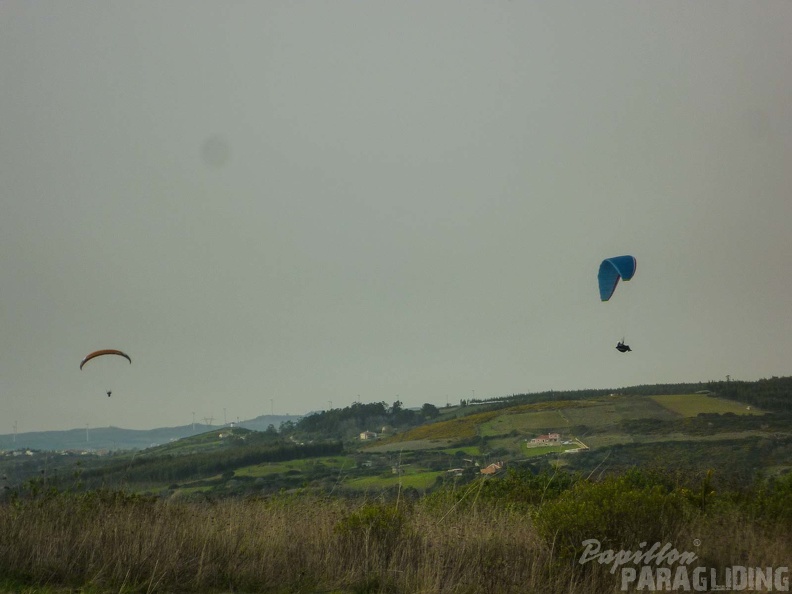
3, 376, 792, 500
5, 378, 792, 594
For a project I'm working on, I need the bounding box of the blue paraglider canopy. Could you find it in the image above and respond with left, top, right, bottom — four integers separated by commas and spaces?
598, 255, 637, 302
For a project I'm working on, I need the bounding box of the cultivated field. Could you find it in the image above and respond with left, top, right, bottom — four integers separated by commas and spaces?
562, 395, 677, 427
480, 409, 570, 436
362, 438, 457, 453
361, 393, 766, 464
521, 442, 583, 457
344, 469, 444, 490
234, 455, 354, 478
651, 394, 765, 417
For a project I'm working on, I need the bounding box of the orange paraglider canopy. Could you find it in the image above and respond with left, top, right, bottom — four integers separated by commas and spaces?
79, 349, 132, 370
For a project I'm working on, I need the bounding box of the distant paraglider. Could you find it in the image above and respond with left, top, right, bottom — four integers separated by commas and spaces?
599, 256, 637, 351
80, 350, 131, 397
79, 349, 132, 370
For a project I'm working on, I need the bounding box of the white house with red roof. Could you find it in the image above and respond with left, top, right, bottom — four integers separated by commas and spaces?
530, 432, 560, 444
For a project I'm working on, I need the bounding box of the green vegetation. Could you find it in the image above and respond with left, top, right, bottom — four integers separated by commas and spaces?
362, 438, 456, 453
3, 377, 792, 591
522, 443, 581, 457
563, 395, 676, 426
287, 399, 443, 441
5, 376, 792, 500
345, 470, 444, 490
440, 445, 481, 456
77, 438, 344, 488
480, 409, 569, 436
233, 456, 354, 478
3, 470, 792, 593
382, 409, 500, 443
651, 393, 765, 417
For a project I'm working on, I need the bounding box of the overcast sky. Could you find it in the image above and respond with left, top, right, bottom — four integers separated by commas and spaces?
2, 2, 791, 433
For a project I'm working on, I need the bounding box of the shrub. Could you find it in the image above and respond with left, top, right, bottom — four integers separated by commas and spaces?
746, 472, 792, 527
334, 503, 407, 572
534, 470, 692, 560
478, 469, 576, 507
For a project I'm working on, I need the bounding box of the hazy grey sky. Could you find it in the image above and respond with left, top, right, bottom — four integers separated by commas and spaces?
2, 2, 791, 432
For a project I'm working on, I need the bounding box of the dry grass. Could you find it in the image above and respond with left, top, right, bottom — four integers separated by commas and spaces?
1, 485, 791, 594
0, 491, 562, 593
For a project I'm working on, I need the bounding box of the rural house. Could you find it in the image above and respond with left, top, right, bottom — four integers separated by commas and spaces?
480, 461, 504, 475
359, 430, 377, 441
530, 432, 560, 444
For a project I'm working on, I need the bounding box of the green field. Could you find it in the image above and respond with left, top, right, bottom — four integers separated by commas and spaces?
583, 433, 635, 448
439, 446, 481, 456
344, 470, 444, 490
651, 394, 764, 417
522, 442, 584, 457
173, 485, 213, 495
234, 456, 353, 478
358, 393, 769, 464
362, 438, 456, 452
480, 409, 570, 437
562, 396, 677, 427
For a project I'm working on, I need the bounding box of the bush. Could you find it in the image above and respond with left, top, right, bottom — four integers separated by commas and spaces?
335, 503, 407, 571
534, 470, 692, 560
336, 503, 404, 543
478, 469, 576, 507
747, 472, 792, 527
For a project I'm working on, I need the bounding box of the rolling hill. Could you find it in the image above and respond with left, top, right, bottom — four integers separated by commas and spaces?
2, 376, 791, 498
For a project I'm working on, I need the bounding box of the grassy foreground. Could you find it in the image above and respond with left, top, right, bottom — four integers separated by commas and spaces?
2, 470, 792, 593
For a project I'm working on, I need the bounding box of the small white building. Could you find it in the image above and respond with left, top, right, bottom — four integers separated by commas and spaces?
359, 430, 377, 441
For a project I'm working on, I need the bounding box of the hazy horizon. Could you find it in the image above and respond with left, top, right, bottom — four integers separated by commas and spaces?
3, 2, 791, 432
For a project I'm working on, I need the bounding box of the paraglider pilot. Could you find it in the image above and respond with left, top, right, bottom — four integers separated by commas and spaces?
616, 341, 632, 353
